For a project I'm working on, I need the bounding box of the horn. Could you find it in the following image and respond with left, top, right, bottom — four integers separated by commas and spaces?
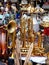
7, 20, 16, 33
7, 20, 17, 49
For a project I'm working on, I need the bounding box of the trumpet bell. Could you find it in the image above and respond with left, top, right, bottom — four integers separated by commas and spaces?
7, 20, 16, 33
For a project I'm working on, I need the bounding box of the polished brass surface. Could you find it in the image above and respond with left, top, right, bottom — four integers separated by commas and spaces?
20, 16, 46, 56
27, 18, 34, 42
37, 32, 42, 47
7, 20, 16, 33
7, 20, 16, 49
20, 18, 27, 47
0, 20, 16, 58
32, 32, 45, 56
20, 17, 35, 56
5, 20, 17, 60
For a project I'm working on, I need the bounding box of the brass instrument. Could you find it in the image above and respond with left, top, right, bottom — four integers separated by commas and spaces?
6, 20, 21, 65
7, 20, 16, 33
7, 20, 16, 49
0, 20, 17, 59
6, 20, 17, 58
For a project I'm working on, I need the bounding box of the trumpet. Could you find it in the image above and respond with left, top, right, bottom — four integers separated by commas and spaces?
6, 20, 17, 49
6, 20, 17, 59
3, 20, 16, 33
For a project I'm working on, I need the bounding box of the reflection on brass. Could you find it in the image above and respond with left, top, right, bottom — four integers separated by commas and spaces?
32, 32, 45, 56
27, 18, 34, 43
37, 32, 42, 47
6, 20, 17, 59
20, 17, 46, 56
7, 20, 16, 49
7, 20, 16, 33
20, 18, 27, 47
20, 17, 35, 55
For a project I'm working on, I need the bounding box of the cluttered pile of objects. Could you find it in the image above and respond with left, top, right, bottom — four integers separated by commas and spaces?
0, 0, 49, 65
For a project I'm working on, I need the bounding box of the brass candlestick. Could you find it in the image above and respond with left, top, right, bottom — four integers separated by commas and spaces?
20, 17, 29, 55
37, 32, 42, 47
20, 18, 27, 48
33, 32, 45, 56
27, 18, 34, 43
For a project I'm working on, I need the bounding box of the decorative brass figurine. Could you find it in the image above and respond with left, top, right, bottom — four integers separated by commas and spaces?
32, 32, 45, 56
20, 16, 45, 56
27, 18, 34, 43
20, 17, 34, 55
20, 18, 27, 48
